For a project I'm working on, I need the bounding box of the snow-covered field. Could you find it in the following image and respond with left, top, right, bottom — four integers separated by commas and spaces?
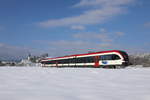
0, 66, 150, 100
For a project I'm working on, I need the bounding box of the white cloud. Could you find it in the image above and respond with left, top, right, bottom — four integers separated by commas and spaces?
73, 32, 113, 42
39, 7, 122, 27
73, 28, 124, 42
71, 25, 85, 30
38, 0, 135, 27
49, 40, 89, 48
73, 0, 135, 7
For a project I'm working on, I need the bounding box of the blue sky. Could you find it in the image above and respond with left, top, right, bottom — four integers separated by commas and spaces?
0, 0, 150, 59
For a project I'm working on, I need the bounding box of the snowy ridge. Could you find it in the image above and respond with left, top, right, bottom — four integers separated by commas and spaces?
0, 67, 150, 100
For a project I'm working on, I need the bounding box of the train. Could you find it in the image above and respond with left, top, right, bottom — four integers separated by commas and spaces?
40, 50, 129, 68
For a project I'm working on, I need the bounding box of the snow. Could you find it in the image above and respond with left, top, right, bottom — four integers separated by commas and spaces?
0, 67, 150, 100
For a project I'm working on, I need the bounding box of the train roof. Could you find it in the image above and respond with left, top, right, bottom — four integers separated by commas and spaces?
43, 50, 126, 61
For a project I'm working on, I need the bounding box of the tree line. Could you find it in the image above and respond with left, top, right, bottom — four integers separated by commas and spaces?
129, 54, 150, 67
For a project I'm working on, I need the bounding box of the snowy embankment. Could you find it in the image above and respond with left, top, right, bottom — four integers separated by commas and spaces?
0, 67, 150, 100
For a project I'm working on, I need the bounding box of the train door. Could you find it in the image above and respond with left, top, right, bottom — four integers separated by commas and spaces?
74, 57, 76, 67
94, 56, 100, 67
56, 61, 58, 67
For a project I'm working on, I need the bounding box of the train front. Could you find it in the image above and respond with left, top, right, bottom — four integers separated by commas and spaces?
119, 51, 129, 66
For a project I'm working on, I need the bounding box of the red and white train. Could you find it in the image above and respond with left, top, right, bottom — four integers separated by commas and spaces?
40, 50, 129, 68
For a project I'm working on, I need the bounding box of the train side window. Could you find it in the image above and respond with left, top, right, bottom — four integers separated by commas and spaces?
69, 58, 74, 63
64, 59, 68, 63
100, 55, 106, 60
100, 54, 121, 60
79, 58, 83, 63
58, 60, 64, 64
68, 59, 71, 63
100, 55, 104, 60
57, 60, 60, 63
79, 58, 82, 63
90, 57, 94, 62
63, 59, 66, 64
63, 59, 67, 64
82, 57, 86, 63
76, 57, 84, 63
76, 57, 94, 63
100, 55, 112, 60
86, 57, 94, 63
62, 59, 67, 63
65, 59, 69, 63
85, 57, 89, 63
60, 59, 64, 64
72, 58, 76, 63
76, 58, 80, 63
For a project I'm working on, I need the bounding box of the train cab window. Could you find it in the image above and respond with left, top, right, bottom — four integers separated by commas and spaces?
112, 54, 121, 60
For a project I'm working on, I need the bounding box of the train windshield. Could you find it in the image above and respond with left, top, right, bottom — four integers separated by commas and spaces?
120, 51, 129, 61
